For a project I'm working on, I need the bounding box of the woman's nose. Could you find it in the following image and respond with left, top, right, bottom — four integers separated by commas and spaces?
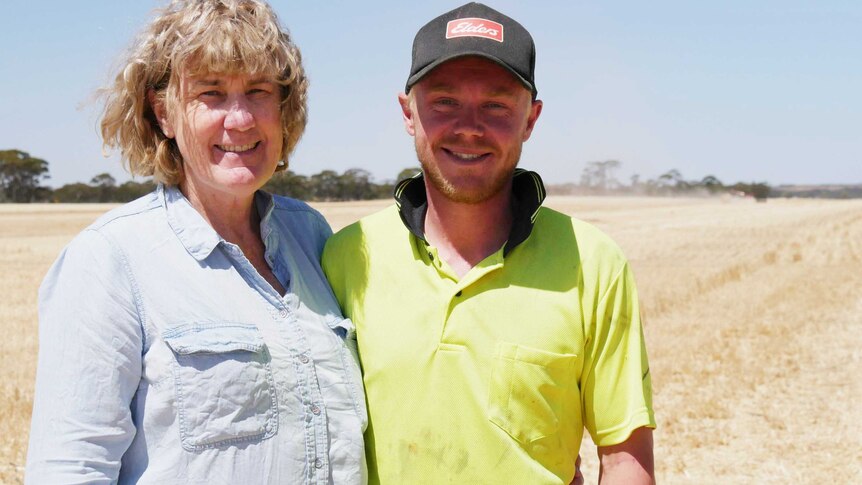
223, 98, 255, 131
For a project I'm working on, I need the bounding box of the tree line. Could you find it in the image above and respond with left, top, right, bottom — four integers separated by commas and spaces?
0, 149, 420, 203
7, 148, 849, 204
562, 160, 773, 200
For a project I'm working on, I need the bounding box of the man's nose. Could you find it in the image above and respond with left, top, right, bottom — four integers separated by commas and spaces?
453, 106, 484, 137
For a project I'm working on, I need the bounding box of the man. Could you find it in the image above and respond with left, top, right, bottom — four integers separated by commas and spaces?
323, 3, 656, 483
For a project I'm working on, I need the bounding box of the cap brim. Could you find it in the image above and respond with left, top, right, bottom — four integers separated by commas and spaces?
406, 52, 536, 98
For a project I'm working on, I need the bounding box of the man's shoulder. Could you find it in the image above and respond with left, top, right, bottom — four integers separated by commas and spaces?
536, 206, 622, 248
326, 204, 401, 248
533, 206, 628, 266
322, 204, 403, 297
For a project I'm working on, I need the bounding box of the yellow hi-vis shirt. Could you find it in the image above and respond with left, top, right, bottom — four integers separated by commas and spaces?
322, 171, 655, 484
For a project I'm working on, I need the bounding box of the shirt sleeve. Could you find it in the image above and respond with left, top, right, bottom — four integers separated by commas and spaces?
25, 229, 143, 484
314, 211, 334, 258
580, 261, 655, 447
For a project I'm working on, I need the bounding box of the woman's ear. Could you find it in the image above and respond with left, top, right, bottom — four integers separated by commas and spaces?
148, 89, 175, 139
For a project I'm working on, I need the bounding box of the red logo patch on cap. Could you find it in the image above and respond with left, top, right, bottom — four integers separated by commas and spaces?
446, 18, 504, 43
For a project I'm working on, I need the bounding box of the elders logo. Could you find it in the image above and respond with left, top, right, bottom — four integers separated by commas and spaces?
446, 18, 504, 43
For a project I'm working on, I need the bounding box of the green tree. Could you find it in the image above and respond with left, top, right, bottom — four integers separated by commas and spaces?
730, 181, 771, 201
264, 170, 312, 199
0, 149, 50, 202
654, 169, 693, 193
657, 169, 683, 189
580, 160, 621, 192
53, 183, 99, 202
699, 175, 724, 194
339, 168, 376, 200
310, 170, 342, 200
90, 173, 117, 202
750, 183, 771, 202
114, 180, 155, 202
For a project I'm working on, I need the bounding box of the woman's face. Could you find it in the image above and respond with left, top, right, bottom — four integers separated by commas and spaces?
159, 71, 284, 201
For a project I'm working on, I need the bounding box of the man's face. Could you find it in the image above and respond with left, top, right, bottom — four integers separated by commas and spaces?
399, 56, 542, 204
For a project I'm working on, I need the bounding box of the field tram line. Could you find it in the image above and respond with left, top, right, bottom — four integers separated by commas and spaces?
645, 208, 862, 319
836, 211, 862, 263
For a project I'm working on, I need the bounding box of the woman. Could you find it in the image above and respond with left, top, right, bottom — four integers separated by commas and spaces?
25, 1, 366, 483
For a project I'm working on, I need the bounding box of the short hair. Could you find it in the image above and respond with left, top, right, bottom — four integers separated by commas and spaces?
100, 0, 308, 185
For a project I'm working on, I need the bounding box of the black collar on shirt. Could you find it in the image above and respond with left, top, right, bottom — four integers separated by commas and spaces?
393, 168, 547, 256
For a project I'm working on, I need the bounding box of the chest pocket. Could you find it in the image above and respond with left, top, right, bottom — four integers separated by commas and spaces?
488, 342, 578, 444
162, 322, 278, 451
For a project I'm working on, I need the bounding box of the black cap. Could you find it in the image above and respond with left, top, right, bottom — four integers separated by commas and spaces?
406, 2, 537, 99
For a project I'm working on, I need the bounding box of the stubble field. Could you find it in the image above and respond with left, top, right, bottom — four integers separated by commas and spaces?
1, 196, 861, 484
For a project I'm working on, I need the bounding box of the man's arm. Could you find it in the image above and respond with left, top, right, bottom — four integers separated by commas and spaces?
597, 426, 654, 485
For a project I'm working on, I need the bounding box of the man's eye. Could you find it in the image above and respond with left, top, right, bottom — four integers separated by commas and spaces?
484, 103, 512, 116
434, 98, 458, 108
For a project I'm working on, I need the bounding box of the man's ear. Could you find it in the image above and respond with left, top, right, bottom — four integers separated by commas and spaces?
522, 99, 543, 142
148, 89, 175, 139
398, 92, 416, 136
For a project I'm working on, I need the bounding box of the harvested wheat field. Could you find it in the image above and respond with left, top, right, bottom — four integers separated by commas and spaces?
1, 196, 861, 484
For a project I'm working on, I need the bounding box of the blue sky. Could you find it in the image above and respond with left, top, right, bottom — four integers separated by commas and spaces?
1, 1, 859, 187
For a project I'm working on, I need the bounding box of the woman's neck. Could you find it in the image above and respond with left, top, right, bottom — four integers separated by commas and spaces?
179, 180, 259, 246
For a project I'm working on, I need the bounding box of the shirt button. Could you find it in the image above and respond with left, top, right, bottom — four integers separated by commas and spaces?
299, 354, 310, 364
314, 458, 324, 469
428, 253, 434, 261
311, 404, 321, 415
278, 309, 288, 318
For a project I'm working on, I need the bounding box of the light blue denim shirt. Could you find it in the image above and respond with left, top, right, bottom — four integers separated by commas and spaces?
26, 185, 367, 484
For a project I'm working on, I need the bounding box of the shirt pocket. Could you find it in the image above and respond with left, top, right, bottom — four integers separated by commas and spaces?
162, 322, 278, 451
488, 342, 578, 445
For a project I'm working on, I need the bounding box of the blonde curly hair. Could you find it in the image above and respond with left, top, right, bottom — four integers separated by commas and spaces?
100, 0, 308, 185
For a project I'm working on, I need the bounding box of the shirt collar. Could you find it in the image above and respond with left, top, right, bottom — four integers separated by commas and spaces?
162, 184, 221, 261
254, 190, 276, 244
161, 185, 275, 261
394, 168, 547, 256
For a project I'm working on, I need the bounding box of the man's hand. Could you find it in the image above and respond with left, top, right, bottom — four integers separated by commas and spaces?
597, 427, 654, 485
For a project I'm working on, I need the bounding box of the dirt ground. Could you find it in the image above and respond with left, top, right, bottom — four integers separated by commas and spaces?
1, 196, 860, 484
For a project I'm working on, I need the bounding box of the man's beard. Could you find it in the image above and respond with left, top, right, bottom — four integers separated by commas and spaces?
415, 141, 521, 205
